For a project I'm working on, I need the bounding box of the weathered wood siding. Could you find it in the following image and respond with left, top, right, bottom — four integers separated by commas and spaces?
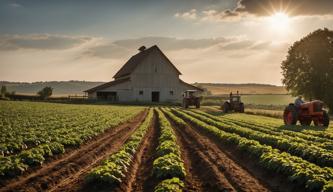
130, 48, 191, 102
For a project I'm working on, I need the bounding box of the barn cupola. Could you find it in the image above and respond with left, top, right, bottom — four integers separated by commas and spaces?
138, 46, 146, 52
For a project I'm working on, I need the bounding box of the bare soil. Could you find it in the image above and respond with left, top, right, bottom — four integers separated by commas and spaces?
130, 110, 161, 192
0, 110, 147, 192
186, 117, 302, 192
116, 110, 158, 192
169, 120, 234, 192
168, 115, 271, 192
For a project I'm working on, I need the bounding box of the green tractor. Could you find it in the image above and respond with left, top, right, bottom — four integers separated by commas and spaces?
222, 91, 244, 113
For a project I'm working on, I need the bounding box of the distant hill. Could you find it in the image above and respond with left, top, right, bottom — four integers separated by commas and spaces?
0, 81, 105, 96
0, 81, 288, 96
194, 83, 287, 95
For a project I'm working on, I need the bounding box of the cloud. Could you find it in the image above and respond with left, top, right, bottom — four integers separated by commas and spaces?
176, 0, 333, 22
232, 0, 333, 17
220, 40, 255, 50
174, 9, 197, 20
82, 36, 276, 60
0, 34, 92, 50
82, 36, 237, 59
201, 9, 246, 22
166, 40, 288, 84
82, 42, 132, 59
114, 37, 233, 50
0, 34, 287, 84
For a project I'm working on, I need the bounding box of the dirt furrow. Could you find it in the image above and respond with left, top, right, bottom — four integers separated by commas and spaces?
167, 118, 236, 192
116, 110, 157, 192
190, 121, 299, 192
130, 110, 161, 192
0, 110, 147, 192
172, 117, 271, 192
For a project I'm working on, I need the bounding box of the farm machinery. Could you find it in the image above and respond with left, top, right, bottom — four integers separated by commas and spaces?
182, 90, 201, 108
222, 91, 245, 113
283, 100, 330, 127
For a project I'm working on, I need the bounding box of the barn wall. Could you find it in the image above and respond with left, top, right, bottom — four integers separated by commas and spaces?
129, 48, 187, 102
98, 81, 132, 102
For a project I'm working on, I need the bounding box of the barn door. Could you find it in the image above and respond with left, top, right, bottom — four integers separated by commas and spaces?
151, 91, 159, 102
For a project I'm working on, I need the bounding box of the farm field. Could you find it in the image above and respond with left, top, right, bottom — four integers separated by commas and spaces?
201, 94, 295, 106
204, 105, 284, 118
1, 102, 333, 192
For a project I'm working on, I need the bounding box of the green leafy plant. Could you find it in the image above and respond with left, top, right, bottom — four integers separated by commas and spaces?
0, 101, 144, 177
152, 109, 186, 192
86, 109, 153, 186
154, 177, 184, 192
170, 108, 333, 191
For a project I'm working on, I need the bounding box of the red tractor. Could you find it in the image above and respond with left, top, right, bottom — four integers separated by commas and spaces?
182, 90, 201, 108
283, 100, 330, 127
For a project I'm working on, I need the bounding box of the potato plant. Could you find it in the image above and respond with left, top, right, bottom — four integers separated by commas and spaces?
182, 109, 333, 167
153, 109, 185, 192
0, 101, 144, 177
86, 109, 153, 185
171, 109, 333, 191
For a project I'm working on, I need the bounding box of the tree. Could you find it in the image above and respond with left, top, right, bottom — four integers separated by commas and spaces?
38, 87, 53, 99
1, 86, 7, 97
281, 28, 333, 112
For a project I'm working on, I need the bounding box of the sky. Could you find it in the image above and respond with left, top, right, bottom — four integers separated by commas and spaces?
0, 0, 333, 85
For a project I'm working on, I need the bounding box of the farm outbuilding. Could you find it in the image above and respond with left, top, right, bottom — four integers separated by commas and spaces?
84, 45, 202, 103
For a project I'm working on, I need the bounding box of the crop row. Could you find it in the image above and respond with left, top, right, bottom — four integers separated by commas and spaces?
221, 111, 333, 141
0, 101, 144, 156
194, 109, 333, 149
181, 109, 333, 168
0, 101, 144, 177
86, 108, 154, 186
170, 109, 333, 191
152, 109, 185, 192
225, 115, 333, 145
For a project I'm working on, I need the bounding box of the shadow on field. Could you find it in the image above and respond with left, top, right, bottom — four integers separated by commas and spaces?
278, 125, 328, 132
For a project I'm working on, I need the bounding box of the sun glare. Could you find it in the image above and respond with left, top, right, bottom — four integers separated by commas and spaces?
269, 12, 290, 31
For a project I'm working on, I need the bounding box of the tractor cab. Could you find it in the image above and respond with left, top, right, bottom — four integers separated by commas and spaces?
230, 95, 241, 103
222, 91, 244, 113
182, 90, 201, 108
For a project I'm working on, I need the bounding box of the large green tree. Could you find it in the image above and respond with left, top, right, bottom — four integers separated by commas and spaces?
281, 28, 333, 112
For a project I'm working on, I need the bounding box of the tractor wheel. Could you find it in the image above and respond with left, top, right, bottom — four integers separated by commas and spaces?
300, 118, 311, 126
314, 111, 330, 127
283, 105, 297, 125
182, 100, 188, 108
323, 111, 330, 127
196, 101, 200, 108
239, 103, 245, 113
223, 102, 230, 113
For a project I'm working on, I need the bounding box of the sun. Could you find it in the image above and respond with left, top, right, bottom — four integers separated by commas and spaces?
268, 12, 290, 31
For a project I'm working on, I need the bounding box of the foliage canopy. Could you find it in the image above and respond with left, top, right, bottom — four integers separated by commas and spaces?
281, 28, 333, 111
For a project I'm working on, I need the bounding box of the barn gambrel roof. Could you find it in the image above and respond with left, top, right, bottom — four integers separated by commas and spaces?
113, 45, 181, 79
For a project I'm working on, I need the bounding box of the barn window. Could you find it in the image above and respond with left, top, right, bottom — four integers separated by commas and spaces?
139, 90, 143, 95
169, 91, 174, 95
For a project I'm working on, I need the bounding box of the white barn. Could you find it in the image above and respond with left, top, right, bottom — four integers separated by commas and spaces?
84, 45, 202, 103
